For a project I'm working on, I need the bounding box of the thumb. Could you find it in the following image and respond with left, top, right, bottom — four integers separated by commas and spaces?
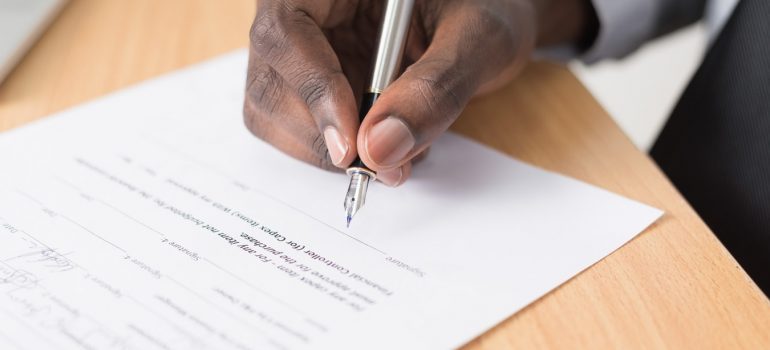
358, 60, 468, 172
356, 6, 528, 173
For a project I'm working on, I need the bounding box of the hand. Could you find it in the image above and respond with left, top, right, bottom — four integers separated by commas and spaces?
243, 0, 592, 186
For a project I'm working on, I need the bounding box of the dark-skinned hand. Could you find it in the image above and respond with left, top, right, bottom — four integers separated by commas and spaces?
244, 0, 595, 186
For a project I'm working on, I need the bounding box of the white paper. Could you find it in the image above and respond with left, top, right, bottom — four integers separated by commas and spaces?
0, 50, 661, 350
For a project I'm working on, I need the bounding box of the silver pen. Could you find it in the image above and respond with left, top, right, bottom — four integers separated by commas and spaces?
344, 0, 415, 227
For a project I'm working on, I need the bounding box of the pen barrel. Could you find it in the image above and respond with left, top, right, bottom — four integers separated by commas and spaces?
351, 92, 380, 169
369, 0, 415, 93
351, 0, 414, 172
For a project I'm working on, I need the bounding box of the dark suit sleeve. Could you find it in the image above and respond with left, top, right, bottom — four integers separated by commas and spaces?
581, 0, 707, 63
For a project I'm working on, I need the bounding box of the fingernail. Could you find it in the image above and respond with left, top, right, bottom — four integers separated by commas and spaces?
377, 167, 403, 187
323, 126, 348, 167
366, 117, 415, 168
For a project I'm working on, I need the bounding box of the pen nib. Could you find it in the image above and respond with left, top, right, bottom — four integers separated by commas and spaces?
344, 170, 371, 229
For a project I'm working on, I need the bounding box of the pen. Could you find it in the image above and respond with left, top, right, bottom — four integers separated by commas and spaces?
344, 0, 415, 227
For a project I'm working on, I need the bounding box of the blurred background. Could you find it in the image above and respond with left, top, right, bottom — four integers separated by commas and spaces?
1, 0, 709, 152
571, 23, 708, 151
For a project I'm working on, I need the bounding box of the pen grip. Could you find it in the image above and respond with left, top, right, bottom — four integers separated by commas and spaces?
351, 92, 380, 169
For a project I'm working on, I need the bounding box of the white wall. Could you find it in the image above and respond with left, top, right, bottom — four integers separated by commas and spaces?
570, 24, 709, 151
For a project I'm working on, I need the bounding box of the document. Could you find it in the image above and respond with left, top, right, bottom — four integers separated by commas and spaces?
0, 50, 661, 350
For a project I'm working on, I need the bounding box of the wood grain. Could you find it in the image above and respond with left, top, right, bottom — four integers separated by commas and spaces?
1, 1, 768, 348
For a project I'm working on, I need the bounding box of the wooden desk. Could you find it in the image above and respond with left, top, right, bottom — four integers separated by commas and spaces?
1, 1, 769, 348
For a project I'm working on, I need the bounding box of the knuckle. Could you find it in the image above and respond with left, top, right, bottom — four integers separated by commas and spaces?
412, 76, 441, 110
295, 70, 336, 109
250, 11, 290, 61
408, 66, 465, 120
465, 6, 520, 57
244, 62, 284, 141
246, 63, 284, 116
472, 7, 510, 33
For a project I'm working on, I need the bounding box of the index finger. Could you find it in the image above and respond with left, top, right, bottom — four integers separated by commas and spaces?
251, 0, 360, 168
